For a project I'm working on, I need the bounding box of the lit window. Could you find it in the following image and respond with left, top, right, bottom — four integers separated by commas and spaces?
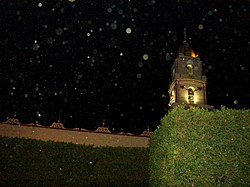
186, 60, 194, 75
188, 88, 194, 104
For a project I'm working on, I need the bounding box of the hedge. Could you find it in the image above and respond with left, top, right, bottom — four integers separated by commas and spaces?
149, 105, 250, 186
0, 137, 149, 186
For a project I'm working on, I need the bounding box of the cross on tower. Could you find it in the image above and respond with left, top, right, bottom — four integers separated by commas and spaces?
184, 27, 187, 41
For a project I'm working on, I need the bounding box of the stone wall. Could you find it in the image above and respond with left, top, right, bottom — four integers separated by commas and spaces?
0, 123, 150, 147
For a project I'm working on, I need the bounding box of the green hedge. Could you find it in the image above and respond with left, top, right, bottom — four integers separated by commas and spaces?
0, 137, 149, 186
149, 105, 250, 186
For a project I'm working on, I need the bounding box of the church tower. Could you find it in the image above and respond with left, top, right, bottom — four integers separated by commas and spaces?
168, 30, 213, 110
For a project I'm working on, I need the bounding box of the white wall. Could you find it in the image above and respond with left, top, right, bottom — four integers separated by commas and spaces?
0, 123, 149, 148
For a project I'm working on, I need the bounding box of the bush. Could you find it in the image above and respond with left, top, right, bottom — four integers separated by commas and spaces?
149, 105, 250, 186
0, 137, 149, 186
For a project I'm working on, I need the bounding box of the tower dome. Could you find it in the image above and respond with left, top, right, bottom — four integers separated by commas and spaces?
178, 41, 192, 57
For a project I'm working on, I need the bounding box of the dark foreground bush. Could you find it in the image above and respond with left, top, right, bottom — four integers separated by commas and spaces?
149, 105, 250, 186
0, 137, 149, 186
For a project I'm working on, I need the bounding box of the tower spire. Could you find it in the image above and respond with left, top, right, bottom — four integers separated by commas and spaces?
184, 27, 187, 42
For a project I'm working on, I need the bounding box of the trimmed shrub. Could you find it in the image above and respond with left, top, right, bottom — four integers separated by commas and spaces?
149, 105, 250, 186
0, 137, 149, 186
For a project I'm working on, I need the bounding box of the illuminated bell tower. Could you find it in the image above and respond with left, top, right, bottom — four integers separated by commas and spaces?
168, 30, 213, 109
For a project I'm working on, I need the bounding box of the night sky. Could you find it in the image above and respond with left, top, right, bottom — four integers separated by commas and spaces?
0, 0, 249, 133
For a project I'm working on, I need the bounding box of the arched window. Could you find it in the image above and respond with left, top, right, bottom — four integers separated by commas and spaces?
186, 60, 194, 75
188, 87, 194, 104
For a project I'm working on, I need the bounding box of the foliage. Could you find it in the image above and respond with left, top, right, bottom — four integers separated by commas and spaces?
149, 105, 250, 186
0, 137, 149, 186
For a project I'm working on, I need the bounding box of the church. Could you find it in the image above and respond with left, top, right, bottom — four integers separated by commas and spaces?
168, 32, 213, 110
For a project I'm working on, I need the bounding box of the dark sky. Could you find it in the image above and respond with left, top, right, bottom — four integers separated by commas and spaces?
0, 0, 249, 133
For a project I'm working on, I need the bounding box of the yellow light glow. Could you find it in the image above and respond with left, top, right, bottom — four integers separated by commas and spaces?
187, 64, 193, 69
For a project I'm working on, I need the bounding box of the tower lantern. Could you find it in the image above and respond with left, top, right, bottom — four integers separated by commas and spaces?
168, 31, 213, 110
